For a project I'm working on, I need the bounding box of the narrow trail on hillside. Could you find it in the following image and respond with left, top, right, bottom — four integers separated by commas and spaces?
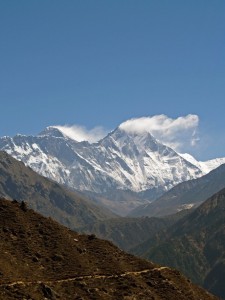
0, 266, 169, 287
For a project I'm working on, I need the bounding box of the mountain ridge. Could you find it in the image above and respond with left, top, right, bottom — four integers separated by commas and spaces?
129, 163, 225, 217
1, 123, 225, 214
131, 187, 225, 299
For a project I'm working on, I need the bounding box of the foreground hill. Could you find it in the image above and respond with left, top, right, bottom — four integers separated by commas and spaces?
132, 188, 225, 299
130, 163, 225, 217
0, 151, 115, 230
0, 198, 218, 300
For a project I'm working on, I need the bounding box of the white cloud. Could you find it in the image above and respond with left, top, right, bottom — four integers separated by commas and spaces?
54, 125, 108, 143
53, 114, 200, 151
119, 114, 199, 151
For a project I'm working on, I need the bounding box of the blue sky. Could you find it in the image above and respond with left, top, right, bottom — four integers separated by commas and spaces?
0, 1, 224, 160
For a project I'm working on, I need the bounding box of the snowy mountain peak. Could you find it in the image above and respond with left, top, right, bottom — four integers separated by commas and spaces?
38, 126, 78, 141
1, 123, 225, 214
115, 126, 155, 140
39, 126, 68, 138
103, 126, 158, 150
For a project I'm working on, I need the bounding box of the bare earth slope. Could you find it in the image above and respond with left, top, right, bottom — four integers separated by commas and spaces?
0, 198, 218, 300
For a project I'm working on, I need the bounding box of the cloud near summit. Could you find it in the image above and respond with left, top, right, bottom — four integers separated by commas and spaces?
119, 114, 199, 151
55, 114, 199, 152
54, 125, 108, 143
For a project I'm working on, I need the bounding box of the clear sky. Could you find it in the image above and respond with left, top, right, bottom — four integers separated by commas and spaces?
0, 1, 224, 160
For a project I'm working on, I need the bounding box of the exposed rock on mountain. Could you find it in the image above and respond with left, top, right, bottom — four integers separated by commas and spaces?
0, 198, 218, 300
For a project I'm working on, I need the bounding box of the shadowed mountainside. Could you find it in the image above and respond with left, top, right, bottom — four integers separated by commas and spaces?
0, 151, 116, 231
132, 188, 225, 299
82, 216, 171, 251
82, 209, 193, 252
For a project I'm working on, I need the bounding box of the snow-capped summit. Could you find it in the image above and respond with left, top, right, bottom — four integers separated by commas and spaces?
96, 127, 203, 192
103, 127, 159, 151
38, 126, 70, 139
0, 122, 224, 214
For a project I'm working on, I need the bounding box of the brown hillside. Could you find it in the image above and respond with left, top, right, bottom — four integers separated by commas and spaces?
0, 198, 218, 300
